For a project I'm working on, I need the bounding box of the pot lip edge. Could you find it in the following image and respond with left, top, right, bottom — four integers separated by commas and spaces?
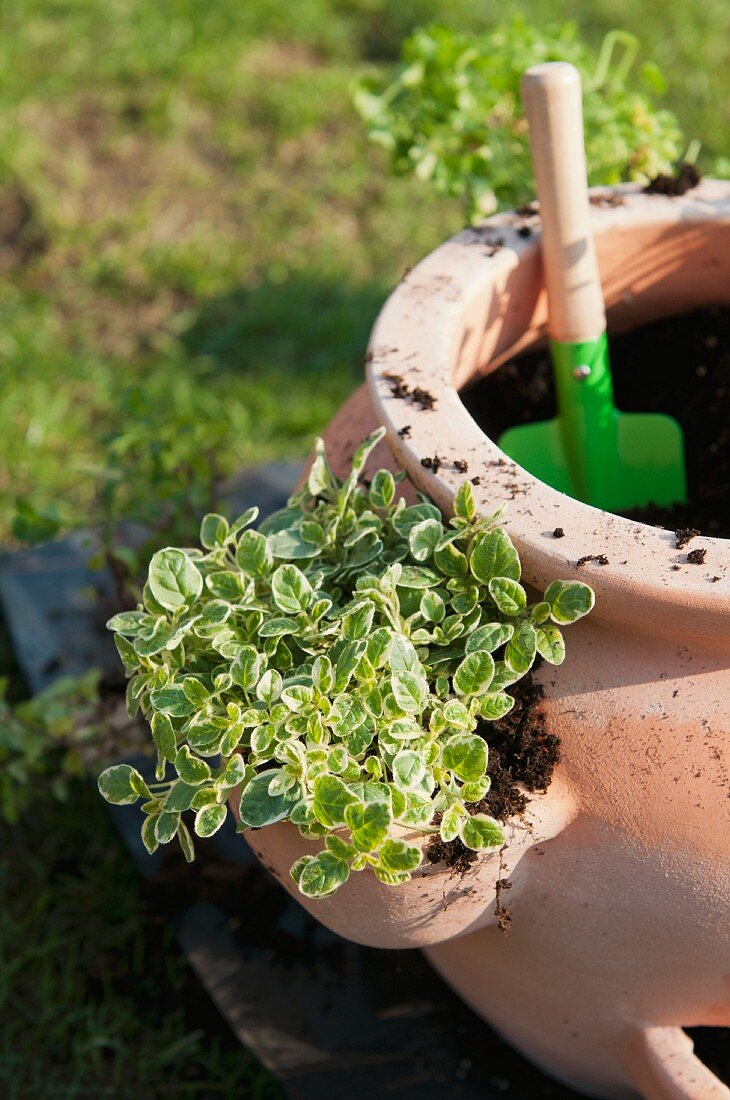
365, 179, 730, 623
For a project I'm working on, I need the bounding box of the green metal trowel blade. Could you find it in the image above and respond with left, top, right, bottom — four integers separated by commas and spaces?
499, 334, 687, 513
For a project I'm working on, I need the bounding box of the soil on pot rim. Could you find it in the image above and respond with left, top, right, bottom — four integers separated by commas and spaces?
426, 673, 559, 872
462, 307, 730, 539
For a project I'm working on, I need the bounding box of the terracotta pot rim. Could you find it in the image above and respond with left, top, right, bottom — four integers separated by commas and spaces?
366, 179, 730, 634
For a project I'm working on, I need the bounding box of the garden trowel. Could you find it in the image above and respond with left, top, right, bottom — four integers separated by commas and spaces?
499, 62, 686, 512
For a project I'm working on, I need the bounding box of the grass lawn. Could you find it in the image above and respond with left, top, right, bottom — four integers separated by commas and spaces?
0, 2, 727, 1096
0, 0, 727, 541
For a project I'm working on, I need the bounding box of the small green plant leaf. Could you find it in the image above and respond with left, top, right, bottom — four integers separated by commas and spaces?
98, 764, 143, 805
312, 775, 359, 828
175, 746, 212, 785
442, 734, 488, 782
544, 580, 596, 624
454, 481, 476, 521
488, 577, 527, 616
504, 620, 538, 674
271, 564, 312, 614
148, 548, 202, 611
453, 650, 494, 696
470, 528, 520, 584
344, 799, 391, 851
155, 811, 180, 845
298, 851, 351, 898
200, 513, 229, 549
536, 624, 566, 665
238, 770, 292, 827
194, 802, 227, 838
236, 529, 273, 576
408, 518, 443, 561
459, 814, 504, 851
466, 622, 514, 653
378, 838, 422, 874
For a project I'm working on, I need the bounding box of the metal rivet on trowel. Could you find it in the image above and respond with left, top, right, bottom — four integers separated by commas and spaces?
573, 364, 591, 380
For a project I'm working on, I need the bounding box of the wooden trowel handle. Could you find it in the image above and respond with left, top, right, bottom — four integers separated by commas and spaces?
521, 62, 606, 344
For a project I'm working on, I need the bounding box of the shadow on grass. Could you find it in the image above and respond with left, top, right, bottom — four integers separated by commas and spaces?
180, 271, 387, 385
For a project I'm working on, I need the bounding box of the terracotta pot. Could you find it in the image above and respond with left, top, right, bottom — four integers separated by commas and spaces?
240, 180, 730, 1099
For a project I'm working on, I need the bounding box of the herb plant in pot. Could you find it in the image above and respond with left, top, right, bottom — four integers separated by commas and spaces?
99, 428, 593, 952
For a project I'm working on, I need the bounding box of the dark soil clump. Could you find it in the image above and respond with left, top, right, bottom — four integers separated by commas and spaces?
462, 307, 729, 538
643, 162, 701, 197
426, 673, 559, 869
576, 553, 609, 567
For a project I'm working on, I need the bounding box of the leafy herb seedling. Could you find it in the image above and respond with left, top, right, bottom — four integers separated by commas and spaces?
99, 429, 594, 899
354, 22, 687, 220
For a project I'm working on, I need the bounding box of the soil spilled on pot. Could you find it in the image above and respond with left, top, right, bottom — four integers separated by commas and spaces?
462, 307, 729, 538
426, 672, 558, 875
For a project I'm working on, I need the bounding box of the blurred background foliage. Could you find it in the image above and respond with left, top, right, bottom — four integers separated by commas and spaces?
0, 0, 728, 546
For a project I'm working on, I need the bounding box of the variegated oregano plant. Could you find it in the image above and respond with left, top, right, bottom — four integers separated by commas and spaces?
99, 429, 594, 899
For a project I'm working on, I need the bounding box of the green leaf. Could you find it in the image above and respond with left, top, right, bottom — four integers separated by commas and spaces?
504, 620, 537, 674
182, 676, 210, 707
440, 805, 464, 842
148, 548, 203, 611
470, 528, 520, 584
342, 601, 375, 641
544, 580, 595, 624
231, 646, 262, 691
453, 650, 495, 696
378, 838, 422, 873
391, 669, 428, 713
466, 622, 514, 653
106, 611, 146, 636
150, 686, 195, 717
236, 529, 273, 577
206, 571, 244, 600
488, 577, 527, 616
420, 589, 445, 623
163, 781, 200, 813
267, 527, 320, 559
141, 814, 159, 854
369, 469, 396, 510
344, 799, 391, 852
178, 819, 195, 862
352, 427, 386, 474
312, 655, 334, 694
256, 669, 282, 705
312, 775, 359, 828
442, 734, 488, 782
408, 518, 444, 561
175, 746, 212, 786
397, 565, 440, 588
238, 770, 292, 827
223, 754, 247, 787
98, 765, 142, 805
459, 814, 504, 851
454, 481, 476, 521
388, 633, 420, 672
149, 712, 175, 765
200, 513, 229, 550
258, 617, 298, 638
271, 564, 312, 614
298, 851, 351, 899
434, 540, 468, 577
392, 749, 427, 791
194, 802, 227, 838
392, 502, 441, 537
477, 692, 515, 721
155, 811, 180, 845
536, 624, 566, 665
